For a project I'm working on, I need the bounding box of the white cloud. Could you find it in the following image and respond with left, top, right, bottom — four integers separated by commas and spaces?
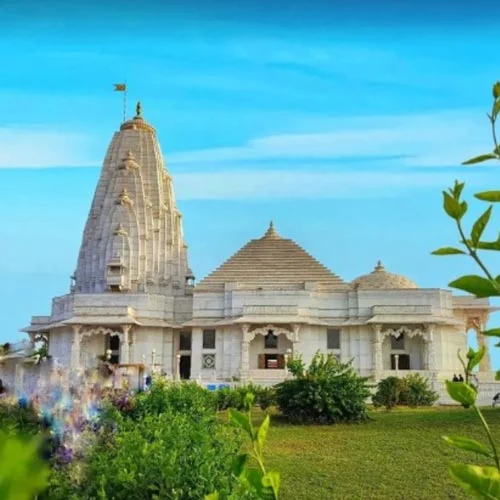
169, 110, 492, 168
174, 169, 487, 200
0, 127, 99, 168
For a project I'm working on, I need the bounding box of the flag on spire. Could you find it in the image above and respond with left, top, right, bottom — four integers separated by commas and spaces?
113, 83, 126, 92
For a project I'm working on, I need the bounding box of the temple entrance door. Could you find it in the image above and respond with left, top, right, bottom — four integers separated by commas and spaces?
179, 355, 191, 380
106, 334, 120, 364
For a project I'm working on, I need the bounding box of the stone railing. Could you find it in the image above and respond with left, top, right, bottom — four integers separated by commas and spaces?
243, 305, 298, 316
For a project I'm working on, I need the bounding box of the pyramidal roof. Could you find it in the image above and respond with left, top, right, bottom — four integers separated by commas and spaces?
197, 222, 350, 291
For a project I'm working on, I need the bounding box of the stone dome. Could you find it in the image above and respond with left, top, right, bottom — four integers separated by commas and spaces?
351, 261, 417, 290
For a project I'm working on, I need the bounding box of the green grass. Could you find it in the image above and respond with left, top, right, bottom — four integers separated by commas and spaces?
252, 407, 500, 500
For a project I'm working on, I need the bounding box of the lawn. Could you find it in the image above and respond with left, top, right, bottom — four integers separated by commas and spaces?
255, 407, 500, 500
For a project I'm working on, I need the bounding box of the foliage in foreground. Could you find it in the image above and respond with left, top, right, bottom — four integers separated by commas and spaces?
372, 373, 439, 410
46, 381, 245, 500
433, 81, 500, 498
275, 351, 370, 424
0, 432, 49, 500
207, 393, 280, 500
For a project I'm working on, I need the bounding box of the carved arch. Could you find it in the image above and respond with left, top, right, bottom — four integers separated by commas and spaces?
80, 326, 123, 341
245, 324, 294, 343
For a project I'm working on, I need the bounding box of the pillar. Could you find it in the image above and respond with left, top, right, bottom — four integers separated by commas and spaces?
424, 325, 436, 371
239, 323, 251, 382
120, 325, 131, 364
290, 323, 301, 355
394, 354, 400, 376
191, 327, 203, 380
71, 325, 81, 370
371, 324, 383, 381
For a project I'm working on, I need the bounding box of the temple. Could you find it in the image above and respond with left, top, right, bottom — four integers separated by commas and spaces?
1, 103, 498, 403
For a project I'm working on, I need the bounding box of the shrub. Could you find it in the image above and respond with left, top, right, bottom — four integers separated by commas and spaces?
372, 376, 405, 409
372, 374, 438, 409
216, 384, 276, 411
405, 373, 439, 407
47, 410, 244, 500
129, 379, 217, 420
275, 352, 370, 424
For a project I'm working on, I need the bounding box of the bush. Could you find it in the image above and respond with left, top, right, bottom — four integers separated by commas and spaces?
405, 373, 439, 407
129, 379, 217, 420
275, 352, 370, 424
216, 384, 276, 411
372, 374, 438, 409
47, 409, 243, 500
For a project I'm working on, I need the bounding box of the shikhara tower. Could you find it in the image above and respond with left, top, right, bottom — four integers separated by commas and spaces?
74, 102, 191, 295
22, 103, 195, 375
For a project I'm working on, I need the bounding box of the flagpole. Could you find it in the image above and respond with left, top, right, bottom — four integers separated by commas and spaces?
123, 80, 127, 122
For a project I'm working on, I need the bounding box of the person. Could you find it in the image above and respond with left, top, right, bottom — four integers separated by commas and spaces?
452, 374, 459, 382
493, 393, 500, 408
458, 374, 464, 382
0, 378, 5, 395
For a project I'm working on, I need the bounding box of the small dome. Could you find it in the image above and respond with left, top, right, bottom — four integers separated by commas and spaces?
351, 260, 417, 290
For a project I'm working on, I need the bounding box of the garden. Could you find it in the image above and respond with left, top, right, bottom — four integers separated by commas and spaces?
0, 349, 494, 500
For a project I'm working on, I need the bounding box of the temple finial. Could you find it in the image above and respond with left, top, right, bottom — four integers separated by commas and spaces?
264, 220, 279, 238
375, 260, 385, 271
135, 101, 142, 117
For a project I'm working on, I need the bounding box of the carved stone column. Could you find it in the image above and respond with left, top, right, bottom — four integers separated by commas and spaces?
424, 325, 436, 371
71, 325, 82, 370
239, 323, 251, 382
371, 324, 383, 380
120, 325, 132, 364
290, 323, 301, 354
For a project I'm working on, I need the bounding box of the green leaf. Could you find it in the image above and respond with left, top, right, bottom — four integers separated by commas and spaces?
262, 471, 281, 498
229, 409, 254, 439
474, 237, 500, 251
496, 370, 500, 381
232, 454, 249, 478
475, 191, 500, 202
466, 346, 485, 373
493, 82, 500, 99
449, 464, 500, 499
446, 381, 477, 407
471, 206, 493, 247
243, 468, 265, 495
482, 328, 500, 338
494, 100, 500, 120
462, 153, 498, 165
452, 181, 466, 199
448, 275, 500, 298
443, 436, 492, 458
431, 247, 466, 256
244, 392, 255, 412
443, 191, 462, 219
257, 415, 270, 452
0, 433, 49, 500
204, 493, 220, 500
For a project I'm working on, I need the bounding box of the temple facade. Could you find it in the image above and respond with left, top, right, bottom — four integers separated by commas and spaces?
1, 104, 497, 401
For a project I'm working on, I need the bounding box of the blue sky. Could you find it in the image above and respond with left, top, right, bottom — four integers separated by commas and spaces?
1, 0, 499, 366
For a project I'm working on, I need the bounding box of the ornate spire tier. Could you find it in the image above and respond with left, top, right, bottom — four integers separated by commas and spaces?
74, 102, 189, 295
